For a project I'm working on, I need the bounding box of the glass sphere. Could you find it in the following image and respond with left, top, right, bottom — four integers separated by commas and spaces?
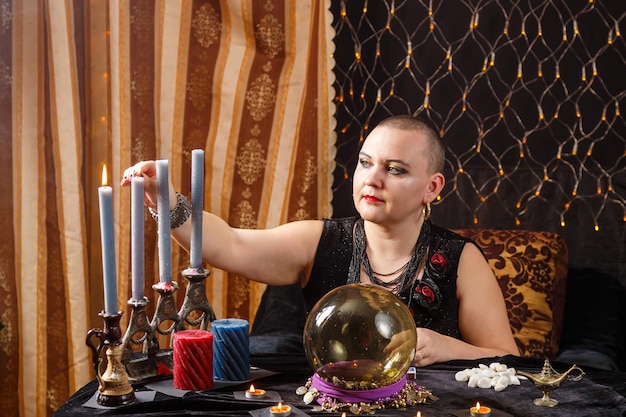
303, 283, 417, 390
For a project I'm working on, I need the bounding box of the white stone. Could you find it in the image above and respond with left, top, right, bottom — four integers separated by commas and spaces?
455, 370, 470, 382
468, 373, 482, 388
478, 377, 492, 388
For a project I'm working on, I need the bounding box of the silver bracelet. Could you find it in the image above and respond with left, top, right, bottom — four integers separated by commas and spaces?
148, 192, 192, 229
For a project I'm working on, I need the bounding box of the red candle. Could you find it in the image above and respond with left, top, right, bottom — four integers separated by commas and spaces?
173, 330, 214, 390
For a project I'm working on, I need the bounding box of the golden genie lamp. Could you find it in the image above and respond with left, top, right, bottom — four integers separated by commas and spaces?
516, 359, 585, 407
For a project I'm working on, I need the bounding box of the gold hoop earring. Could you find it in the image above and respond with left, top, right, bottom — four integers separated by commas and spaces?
423, 202, 431, 220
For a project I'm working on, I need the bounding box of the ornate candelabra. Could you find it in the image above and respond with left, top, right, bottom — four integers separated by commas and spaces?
120, 268, 216, 382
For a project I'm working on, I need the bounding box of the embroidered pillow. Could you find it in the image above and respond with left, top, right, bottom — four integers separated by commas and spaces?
454, 228, 568, 359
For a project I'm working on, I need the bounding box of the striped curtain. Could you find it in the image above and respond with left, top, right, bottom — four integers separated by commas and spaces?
0, 1, 335, 416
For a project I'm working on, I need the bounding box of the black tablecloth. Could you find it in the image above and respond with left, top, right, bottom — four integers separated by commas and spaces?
53, 356, 626, 417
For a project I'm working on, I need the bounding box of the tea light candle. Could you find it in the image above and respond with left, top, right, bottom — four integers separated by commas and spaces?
269, 402, 291, 416
245, 384, 266, 399
470, 402, 491, 416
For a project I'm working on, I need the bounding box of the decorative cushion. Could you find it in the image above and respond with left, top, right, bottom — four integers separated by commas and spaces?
454, 228, 568, 359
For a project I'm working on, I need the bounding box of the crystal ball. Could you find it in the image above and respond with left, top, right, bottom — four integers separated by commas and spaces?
303, 283, 417, 389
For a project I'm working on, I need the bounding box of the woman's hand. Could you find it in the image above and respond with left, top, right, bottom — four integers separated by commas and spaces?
412, 327, 445, 366
121, 161, 176, 211
383, 329, 416, 361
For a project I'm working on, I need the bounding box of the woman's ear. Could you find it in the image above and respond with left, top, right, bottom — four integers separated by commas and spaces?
425, 172, 445, 203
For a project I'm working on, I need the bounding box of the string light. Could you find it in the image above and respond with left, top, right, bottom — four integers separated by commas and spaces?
405, 40, 412, 68
331, 2, 625, 234
470, 12, 479, 29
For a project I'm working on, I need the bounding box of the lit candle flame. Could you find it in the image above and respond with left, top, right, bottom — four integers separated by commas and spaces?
249, 384, 255, 392
476, 402, 481, 409
101, 164, 108, 186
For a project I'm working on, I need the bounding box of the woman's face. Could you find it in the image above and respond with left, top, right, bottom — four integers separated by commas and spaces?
352, 125, 442, 226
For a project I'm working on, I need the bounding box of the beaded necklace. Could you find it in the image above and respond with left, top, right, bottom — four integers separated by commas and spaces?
348, 218, 431, 299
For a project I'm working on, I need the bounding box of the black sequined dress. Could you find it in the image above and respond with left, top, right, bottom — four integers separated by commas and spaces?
303, 216, 472, 339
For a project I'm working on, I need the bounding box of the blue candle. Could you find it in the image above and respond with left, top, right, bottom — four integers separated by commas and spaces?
131, 176, 145, 300
190, 149, 204, 268
211, 318, 250, 381
98, 164, 118, 315
156, 160, 172, 283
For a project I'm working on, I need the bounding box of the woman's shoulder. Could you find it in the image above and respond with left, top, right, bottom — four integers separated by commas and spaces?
429, 222, 472, 244
321, 215, 359, 236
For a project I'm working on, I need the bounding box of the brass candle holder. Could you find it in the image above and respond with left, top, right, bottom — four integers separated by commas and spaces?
86, 311, 136, 407
178, 267, 216, 329
150, 281, 182, 337
122, 297, 162, 381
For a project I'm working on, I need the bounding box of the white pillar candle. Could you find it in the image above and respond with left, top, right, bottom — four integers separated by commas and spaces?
131, 176, 145, 300
190, 149, 204, 268
98, 164, 118, 315
156, 159, 172, 283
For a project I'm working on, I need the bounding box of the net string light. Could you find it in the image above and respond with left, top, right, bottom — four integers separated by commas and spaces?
330, 0, 625, 234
